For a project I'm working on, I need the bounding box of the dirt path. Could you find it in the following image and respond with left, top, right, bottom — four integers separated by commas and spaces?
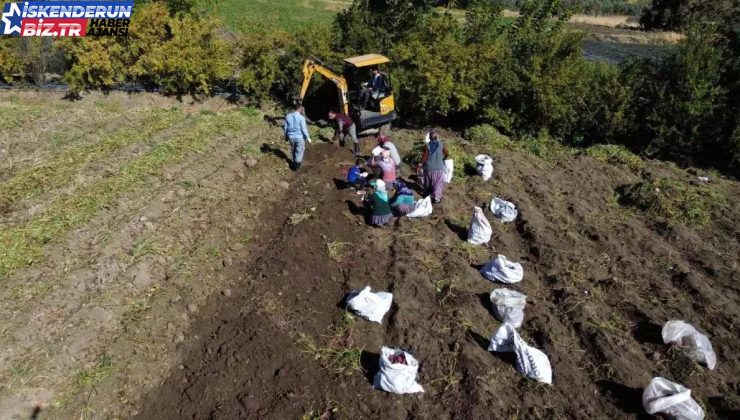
137, 139, 740, 419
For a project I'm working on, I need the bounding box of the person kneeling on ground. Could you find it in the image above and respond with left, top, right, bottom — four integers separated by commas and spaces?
347, 158, 368, 193
328, 110, 359, 156
390, 180, 416, 216
367, 147, 396, 189
418, 128, 449, 203
364, 179, 392, 227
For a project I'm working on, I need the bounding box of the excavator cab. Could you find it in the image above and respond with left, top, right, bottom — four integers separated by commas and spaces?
299, 54, 396, 134
343, 54, 396, 132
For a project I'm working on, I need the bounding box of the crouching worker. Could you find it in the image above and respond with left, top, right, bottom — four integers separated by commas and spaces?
364, 179, 392, 227
390, 180, 416, 216
328, 110, 359, 156
347, 158, 368, 192
367, 147, 396, 189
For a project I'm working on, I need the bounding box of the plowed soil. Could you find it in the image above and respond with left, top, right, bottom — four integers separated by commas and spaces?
135, 136, 740, 419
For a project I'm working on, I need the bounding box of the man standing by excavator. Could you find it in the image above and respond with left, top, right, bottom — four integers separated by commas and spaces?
328, 110, 359, 156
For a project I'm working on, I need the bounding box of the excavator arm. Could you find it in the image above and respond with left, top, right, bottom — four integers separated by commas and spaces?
299, 57, 350, 115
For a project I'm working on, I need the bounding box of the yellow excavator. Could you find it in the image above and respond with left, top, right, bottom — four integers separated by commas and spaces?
299, 54, 396, 134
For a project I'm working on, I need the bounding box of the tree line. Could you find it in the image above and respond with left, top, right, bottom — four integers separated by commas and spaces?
0, 0, 737, 177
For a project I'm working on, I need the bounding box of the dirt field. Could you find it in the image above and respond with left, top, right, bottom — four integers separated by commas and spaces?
2, 92, 739, 419
135, 132, 738, 417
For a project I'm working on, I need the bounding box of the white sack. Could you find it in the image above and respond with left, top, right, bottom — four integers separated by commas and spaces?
490, 197, 518, 223
642, 377, 705, 420
406, 196, 433, 218
481, 255, 524, 284
346, 286, 393, 324
475, 154, 494, 181
374, 347, 424, 394
443, 159, 454, 183
371, 146, 383, 156
490, 288, 527, 328
662, 320, 716, 370
488, 323, 552, 384
467, 206, 492, 245
424, 132, 430, 143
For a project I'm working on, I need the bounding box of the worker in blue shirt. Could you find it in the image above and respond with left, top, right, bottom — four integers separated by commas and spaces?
362, 68, 387, 110
283, 103, 311, 171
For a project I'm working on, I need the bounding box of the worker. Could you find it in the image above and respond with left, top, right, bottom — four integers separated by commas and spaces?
418, 129, 449, 203
283, 103, 311, 171
367, 147, 397, 189
376, 134, 401, 169
362, 68, 386, 109
328, 110, 359, 156
364, 179, 392, 227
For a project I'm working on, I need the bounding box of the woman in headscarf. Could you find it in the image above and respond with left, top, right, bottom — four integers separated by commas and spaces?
367, 146, 397, 189
364, 179, 392, 227
418, 129, 450, 203
390, 180, 416, 216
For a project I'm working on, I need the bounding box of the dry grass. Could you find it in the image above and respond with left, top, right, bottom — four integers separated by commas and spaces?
290, 210, 313, 225
326, 241, 350, 262
428, 351, 461, 392
297, 312, 363, 376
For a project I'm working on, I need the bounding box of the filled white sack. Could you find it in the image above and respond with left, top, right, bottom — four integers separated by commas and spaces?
406, 196, 433, 218
475, 154, 494, 181
642, 377, 705, 420
490, 288, 527, 328
424, 132, 430, 143
490, 197, 518, 223
374, 347, 425, 394
346, 286, 393, 324
488, 323, 552, 384
481, 255, 524, 284
467, 206, 492, 245
662, 320, 716, 370
443, 159, 454, 183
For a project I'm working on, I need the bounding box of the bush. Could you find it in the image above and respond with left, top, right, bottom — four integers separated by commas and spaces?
64, 2, 231, 95
236, 32, 287, 101
129, 9, 231, 95
0, 39, 24, 83
391, 13, 483, 118
586, 144, 644, 172
617, 177, 717, 226
465, 124, 514, 150
623, 17, 738, 175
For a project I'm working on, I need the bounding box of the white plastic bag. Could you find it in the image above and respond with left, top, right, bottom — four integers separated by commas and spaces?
662, 320, 716, 370
406, 196, 433, 218
346, 286, 393, 324
374, 347, 425, 394
475, 154, 494, 181
424, 132, 430, 143
443, 159, 454, 183
642, 377, 705, 420
490, 197, 518, 223
490, 289, 527, 328
467, 206, 492, 245
488, 323, 552, 384
481, 255, 524, 284
371, 145, 383, 156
